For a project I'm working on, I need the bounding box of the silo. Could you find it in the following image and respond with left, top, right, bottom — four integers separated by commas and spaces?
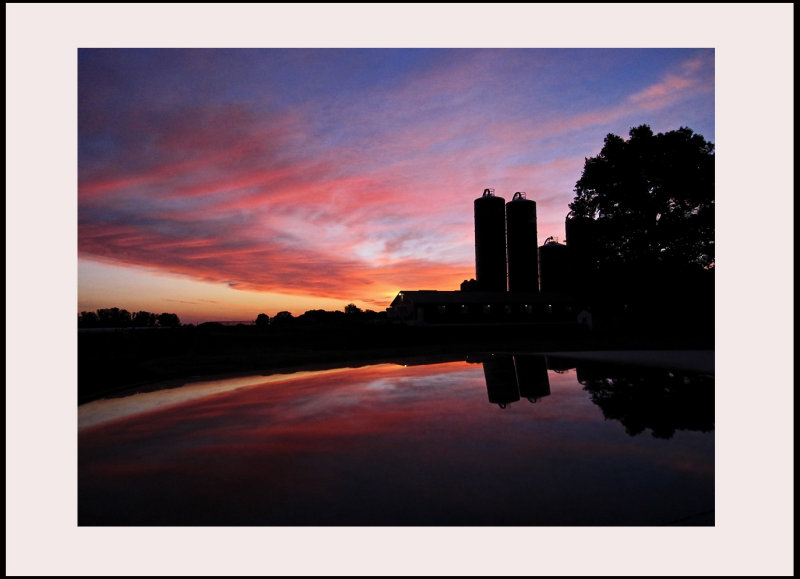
514, 355, 551, 402
483, 355, 520, 408
505, 192, 539, 293
565, 215, 598, 290
539, 237, 570, 294
474, 188, 507, 292
565, 215, 597, 256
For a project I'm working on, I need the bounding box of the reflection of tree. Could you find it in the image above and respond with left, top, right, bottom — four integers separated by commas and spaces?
577, 363, 714, 439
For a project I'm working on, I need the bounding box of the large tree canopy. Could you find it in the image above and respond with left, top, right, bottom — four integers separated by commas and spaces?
569, 125, 714, 270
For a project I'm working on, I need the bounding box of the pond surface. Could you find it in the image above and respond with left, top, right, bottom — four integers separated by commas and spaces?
78, 353, 714, 526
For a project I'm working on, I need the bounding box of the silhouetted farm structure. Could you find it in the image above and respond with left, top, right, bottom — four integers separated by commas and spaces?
79, 185, 713, 403
389, 189, 581, 326
389, 184, 713, 341
79, 127, 714, 403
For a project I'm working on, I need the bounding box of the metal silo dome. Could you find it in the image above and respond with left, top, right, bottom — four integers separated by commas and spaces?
539, 237, 570, 294
505, 192, 539, 293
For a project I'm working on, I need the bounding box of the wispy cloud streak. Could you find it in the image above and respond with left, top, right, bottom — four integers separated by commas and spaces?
79, 49, 714, 311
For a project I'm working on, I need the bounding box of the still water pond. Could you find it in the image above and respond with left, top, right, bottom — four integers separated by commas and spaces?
79, 353, 714, 526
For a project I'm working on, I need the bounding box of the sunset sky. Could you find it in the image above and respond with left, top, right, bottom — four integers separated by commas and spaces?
78, 48, 715, 323
7, 4, 797, 576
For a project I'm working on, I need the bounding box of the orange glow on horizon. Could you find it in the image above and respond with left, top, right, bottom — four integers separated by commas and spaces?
77, 49, 714, 323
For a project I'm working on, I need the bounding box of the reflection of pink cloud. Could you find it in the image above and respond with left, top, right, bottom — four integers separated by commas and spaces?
80, 365, 479, 458
79, 361, 714, 506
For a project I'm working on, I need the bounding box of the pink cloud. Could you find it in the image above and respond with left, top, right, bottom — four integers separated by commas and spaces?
79, 51, 713, 316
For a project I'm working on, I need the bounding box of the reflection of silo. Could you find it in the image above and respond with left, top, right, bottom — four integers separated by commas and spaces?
514, 355, 550, 402
506, 192, 539, 293
474, 189, 507, 291
483, 355, 519, 408
539, 238, 570, 294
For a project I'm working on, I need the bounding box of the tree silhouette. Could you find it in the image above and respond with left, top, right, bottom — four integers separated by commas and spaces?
255, 313, 270, 328
157, 312, 181, 327
79, 307, 180, 328
344, 303, 362, 315
272, 311, 294, 325
569, 125, 714, 272
460, 278, 479, 292
96, 307, 131, 327
78, 311, 99, 327
132, 310, 157, 327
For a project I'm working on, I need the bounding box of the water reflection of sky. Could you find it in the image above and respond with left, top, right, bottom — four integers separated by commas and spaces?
79, 357, 714, 526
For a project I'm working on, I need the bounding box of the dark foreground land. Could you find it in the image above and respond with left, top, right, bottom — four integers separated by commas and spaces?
78, 315, 713, 404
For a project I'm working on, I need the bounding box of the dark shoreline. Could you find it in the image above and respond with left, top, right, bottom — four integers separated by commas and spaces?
78, 320, 713, 405
80, 352, 468, 404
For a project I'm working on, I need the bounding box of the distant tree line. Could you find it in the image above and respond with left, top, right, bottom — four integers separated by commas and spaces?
78, 307, 180, 328
252, 304, 385, 329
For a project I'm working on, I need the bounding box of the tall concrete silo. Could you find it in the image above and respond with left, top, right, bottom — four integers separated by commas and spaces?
565, 214, 598, 290
505, 192, 539, 293
565, 215, 597, 258
474, 188, 507, 292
